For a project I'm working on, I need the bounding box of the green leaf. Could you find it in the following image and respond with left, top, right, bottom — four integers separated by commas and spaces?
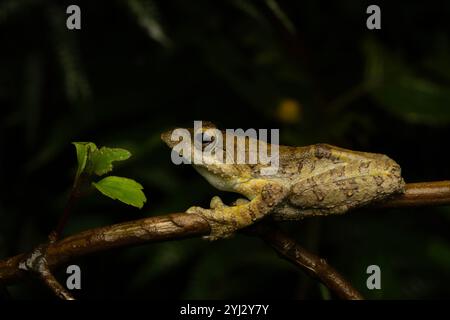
92, 176, 146, 209
90, 147, 131, 176
72, 142, 97, 181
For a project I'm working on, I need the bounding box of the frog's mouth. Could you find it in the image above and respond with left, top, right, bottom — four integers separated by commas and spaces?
193, 165, 238, 193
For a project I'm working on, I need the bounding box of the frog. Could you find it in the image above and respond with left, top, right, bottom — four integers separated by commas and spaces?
161, 122, 405, 240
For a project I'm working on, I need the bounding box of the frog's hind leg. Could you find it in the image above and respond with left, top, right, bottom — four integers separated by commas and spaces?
311, 143, 396, 166
279, 161, 404, 220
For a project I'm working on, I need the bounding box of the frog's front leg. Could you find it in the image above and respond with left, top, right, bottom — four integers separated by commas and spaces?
186, 182, 287, 240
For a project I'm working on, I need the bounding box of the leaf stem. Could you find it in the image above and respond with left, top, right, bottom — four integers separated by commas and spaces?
49, 177, 82, 242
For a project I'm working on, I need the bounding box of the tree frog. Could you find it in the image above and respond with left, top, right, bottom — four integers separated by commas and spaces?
161, 123, 405, 240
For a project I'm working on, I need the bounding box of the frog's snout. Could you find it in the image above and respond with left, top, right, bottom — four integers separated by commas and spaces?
161, 129, 177, 148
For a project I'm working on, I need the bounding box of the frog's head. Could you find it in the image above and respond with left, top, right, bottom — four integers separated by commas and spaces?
161, 122, 253, 193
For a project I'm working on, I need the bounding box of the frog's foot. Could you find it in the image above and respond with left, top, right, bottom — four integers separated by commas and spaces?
186, 196, 254, 240
210, 196, 249, 209
187, 183, 287, 241
186, 205, 236, 240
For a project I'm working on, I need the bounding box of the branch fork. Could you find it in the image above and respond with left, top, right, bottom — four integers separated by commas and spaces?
1, 180, 449, 300
19, 244, 74, 300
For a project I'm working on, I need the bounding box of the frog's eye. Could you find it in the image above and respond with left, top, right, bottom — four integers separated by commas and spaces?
194, 132, 204, 144
195, 132, 216, 150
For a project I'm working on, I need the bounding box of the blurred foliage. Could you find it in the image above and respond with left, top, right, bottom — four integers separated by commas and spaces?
0, 0, 449, 299
364, 37, 450, 125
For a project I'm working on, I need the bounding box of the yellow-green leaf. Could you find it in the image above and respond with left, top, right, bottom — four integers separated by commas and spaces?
90, 147, 131, 176
72, 142, 97, 181
92, 176, 146, 209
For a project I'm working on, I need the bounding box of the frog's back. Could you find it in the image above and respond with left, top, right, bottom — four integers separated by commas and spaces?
253, 143, 405, 219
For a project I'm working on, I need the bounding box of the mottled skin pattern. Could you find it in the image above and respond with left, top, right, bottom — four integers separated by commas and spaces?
161, 124, 405, 240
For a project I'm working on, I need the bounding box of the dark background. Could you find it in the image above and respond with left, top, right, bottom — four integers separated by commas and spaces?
0, 0, 449, 299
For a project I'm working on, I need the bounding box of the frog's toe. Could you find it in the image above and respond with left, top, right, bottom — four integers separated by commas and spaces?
201, 218, 236, 241
231, 198, 249, 206
210, 196, 226, 209
186, 206, 208, 215
185, 205, 236, 241
186, 206, 218, 222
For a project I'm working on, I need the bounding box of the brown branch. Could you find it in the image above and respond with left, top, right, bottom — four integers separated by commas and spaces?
252, 223, 363, 300
0, 213, 210, 285
377, 180, 450, 208
0, 181, 449, 296
38, 264, 75, 300
18, 244, 75, 300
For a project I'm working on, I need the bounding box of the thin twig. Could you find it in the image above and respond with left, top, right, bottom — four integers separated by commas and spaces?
38, 264, 75, 300
49, 178, 83, 242
252, 223, 363, 300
